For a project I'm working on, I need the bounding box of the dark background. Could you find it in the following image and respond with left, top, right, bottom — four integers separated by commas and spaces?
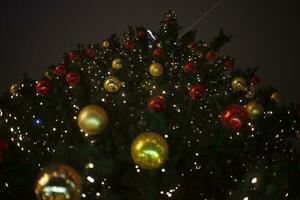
0, 0, 299, 103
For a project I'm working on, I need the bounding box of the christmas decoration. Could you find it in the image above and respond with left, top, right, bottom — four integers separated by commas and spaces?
77, 104, 108, 135
35, 164, 82, 200
137, 30, 146, 39
250, 75, 260, 86
131, 132, 168, 169
221, 104, 249, 130
224, 58, 235, 69
188, 41, 198, 50
111, 58, 123, 70
66, 71, 80, 86
102, 40, 110, 48
124, 38, 134, 49
231, 76, 248, 92
104, 76, 122, 92
152, 48, 164, 57
36, 79, 53, 95
54, 64, 67, 76
149, 62, 164, 77
148, 96, 166, 112
69, 50, 79, 61
10, 83, 19, 96
246, 101, 263, 119
86, 47, 96, 57
183, 62, 196, 73
189, 83, 206, 100
205, 50, 217, 61
271, 91, 280, 103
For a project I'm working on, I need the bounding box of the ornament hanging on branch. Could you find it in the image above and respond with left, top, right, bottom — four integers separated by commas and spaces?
85, 47, 96, 58
152, 48, 164, 57
10, 83, 19, 96
221, 104, 249, 130
224, 58, 235, 70
231, 76, 248, 92
148, 96, 166, 112
54, 64, 67, 76
66, 71, 80, 86
111, 58, 123, 70
124, 38, 134, 49
246, 101, 263, 120
183, 62, 197, 73
270, 92, 280, 103
104, 76, 123, 92
69, 50, 80, 61
36, 79, 53, 95
149, 62, 164, 77
189, 83, 206, 100
205, 50, 217, 61
102, 40, 110, 48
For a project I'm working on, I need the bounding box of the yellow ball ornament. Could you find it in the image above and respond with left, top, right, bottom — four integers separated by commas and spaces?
131, 132, 169, 169
77, 105, 108, 135
104, 76, 123, 92
10, 83, 19, 96
270, 92, 280, 103
102, 40, 110, 48
35, 164, 82, 200
149, 62, 164, 77
246, 101, 263, 119
231, 77, 248, 92
112, 58, 123, 70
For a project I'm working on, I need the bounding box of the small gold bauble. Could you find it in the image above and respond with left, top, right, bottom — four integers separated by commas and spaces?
104, 76, 123, 92
149, 62, 164, 77
296, 130, 300, 139
102, 40, 110, 48
10, 83, 19, 95
131, 132, 169, 169
270, 92, 280, 103
157, 42, 163, 48
77, 105, 108, 135
111, 58, 123, 70
231, 77, 248, 92
35, 164, 82, 200
246, 101, 263, 119
245, 85, 255, 98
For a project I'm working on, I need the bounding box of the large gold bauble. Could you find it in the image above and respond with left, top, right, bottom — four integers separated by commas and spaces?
111, 58, 123, 70
35, 164, 82, 200
77, 105, 108, 135
131, 132, 168, 169
102, 40, 110, 48
149, 62, 164, 77
231, 77, 248, 92
104, 76, 122, 92
270, 92, 280, 103
10, 83, 19, 95
246, 101, 263, 119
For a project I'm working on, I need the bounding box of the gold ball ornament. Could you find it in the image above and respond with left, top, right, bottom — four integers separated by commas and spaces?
104, 76, 123, 92
149, 62, 164, 77
231, 77, 248, 92
111, 58, 123, 70
270, 92, 280, 103
102, 40, 110, 48
77, 105, 108, 135
245, 85, 255, 98
246, 101, 264, 119
35, 164, 82, 200
10, 83, 19, 95
131, 132, 169, 169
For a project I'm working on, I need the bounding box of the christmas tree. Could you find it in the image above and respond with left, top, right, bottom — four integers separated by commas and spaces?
0, 11, 299, 200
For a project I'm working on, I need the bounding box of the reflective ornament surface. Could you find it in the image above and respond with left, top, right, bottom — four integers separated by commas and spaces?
246, 101, 263, 119
231, 77, 248, 92
111, 58, 123, 70
104, 76, 122, 92
10, 83, 19, 96
149, 62, 164, 77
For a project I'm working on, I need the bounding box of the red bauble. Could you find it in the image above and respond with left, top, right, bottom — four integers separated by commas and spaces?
152, 48, 164, 57
221, 104, 249, 130
137, 31, 146, 39
183, 62, 196, 73
188, 41, 198, 50
250, 75, 260, 86
69, 50, 79, 60
66, 71, 80, 86
36, 79, 53, 95
205, 50, 217, 61
54, 64, 67, 76
124, 39, 134, 49
148, 96, 166, 112
224, 58, 235, 69
189, 83, 206, 100
86, 47, 96, 57
0, 138, 9, 162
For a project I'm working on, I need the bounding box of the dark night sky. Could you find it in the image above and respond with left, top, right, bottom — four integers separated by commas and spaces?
0, 0, 299, 103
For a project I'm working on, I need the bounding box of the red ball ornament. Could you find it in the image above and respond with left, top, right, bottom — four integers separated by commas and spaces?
69, 50, 79, 61
0, 138, 9, 162
183, 62, 196, 73
66, 71, 80, 86
224, 58, 235, 69
250, 75, 260, 86
205, 50, 217, 61
189, 83, 206, 100
124, 39, 134, 49
221, 104, 249, 130
188, 41, 198, 50
148, 96, 166, 112
152, 48, 164, 57
36, 79, 53, 95
137, 30, 146, 39
54, 64, 67, 76
86, 47, 96, 57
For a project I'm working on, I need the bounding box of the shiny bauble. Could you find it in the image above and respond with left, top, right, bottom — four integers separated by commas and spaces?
224, 58, 235, 69
152, 48, 164, 57
66, 71, 80, 86
35, 164, 82, 200
205, 50, 217, 61
10, 83, 19, 96
124, 38, 134, 49
148, 96, 166, 112
270, 92, 280, 103
77, 105, 108, 135
137, 30, 146, 39
245, 85, 255, 99
246, 101, 263, 119
183, 62, 196, 73
104, 76, 122, 92
102, 40, 110, 48
111, 58, 123, 70
86, 47, 96, 57
54, 64, 67, 76
69, 50, 79, 61
149, 62, 164, 77
188, 41, 198, 50
221, 104, 249, 130
189, 83, 206, 100
131, 132, 169, 169
231, 77, 248, 92
36, 79, 53, 95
